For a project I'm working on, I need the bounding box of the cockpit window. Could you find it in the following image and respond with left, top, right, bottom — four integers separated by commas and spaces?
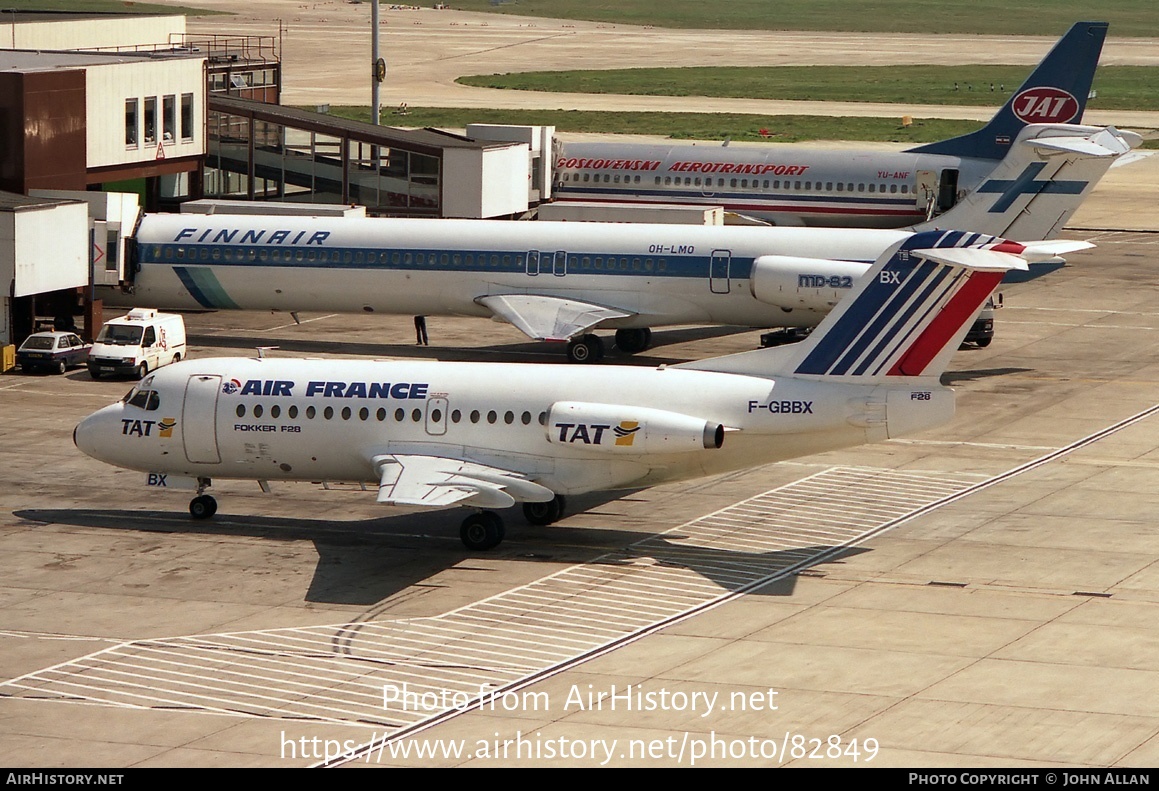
127, 389, 160, 411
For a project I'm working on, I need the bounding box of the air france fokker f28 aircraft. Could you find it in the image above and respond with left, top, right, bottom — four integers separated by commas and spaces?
552, 22, 1108, 227
78, 230, 1029, 550
115, 124, 1136, 363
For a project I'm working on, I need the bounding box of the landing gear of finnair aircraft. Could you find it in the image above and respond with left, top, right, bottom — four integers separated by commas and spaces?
566, 334, 605, 364
614, 327, 652, 354
189, 494, 218, 519
460, 510, 505, 550
522, 494, 567, 526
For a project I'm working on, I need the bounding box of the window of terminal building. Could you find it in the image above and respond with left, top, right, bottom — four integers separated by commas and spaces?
181, 94, 194, 142
163, 95, 176, 143
144, 97, 157, 145
125, 99, 138, 147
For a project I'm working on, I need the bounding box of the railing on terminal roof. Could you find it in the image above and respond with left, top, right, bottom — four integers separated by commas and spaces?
172, 33, 280, 65
73, 33, 279, 64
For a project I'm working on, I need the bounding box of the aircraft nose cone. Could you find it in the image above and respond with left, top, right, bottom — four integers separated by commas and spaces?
74, 406, 117, 462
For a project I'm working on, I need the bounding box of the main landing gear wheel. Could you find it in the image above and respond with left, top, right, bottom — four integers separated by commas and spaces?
522, 494, 567, 526
460, 511, 505, 550
614, 328, 652, 355
189, 494, 218, 519
566, 334, 605, 364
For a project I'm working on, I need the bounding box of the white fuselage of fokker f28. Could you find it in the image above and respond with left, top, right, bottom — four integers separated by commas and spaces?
79, 230, 1033, 550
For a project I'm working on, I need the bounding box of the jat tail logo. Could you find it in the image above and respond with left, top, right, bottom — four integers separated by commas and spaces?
222, 378, 242, 395
1012, 87, 1079, 124
614, 421, 641, 447
158, 418, 177, 438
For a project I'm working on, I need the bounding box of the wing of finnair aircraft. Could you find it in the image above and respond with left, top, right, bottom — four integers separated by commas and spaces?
475, 294, 633, 349
550, 22, 1108, 229
78, 229, 1038, 550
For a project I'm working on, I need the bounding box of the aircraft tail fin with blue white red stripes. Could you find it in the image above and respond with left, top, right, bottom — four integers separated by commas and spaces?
776, 230, 1026, 382
678, 230, 1029, 381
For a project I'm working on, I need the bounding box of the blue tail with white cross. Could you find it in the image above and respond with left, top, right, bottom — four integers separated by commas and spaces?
913, 124, 1140, 240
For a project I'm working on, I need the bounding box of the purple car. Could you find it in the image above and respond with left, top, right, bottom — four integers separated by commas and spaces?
16, 331, 92, 375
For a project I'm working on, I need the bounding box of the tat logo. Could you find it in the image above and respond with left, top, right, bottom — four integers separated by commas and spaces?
122, 417, 178, 437
613, 421, 641, 447
1012, 87, 1079, 124
555, 422, 610, 444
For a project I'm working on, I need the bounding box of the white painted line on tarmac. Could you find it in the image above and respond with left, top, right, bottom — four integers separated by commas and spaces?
4, 400, 1157, 761
260, 313, 339, 332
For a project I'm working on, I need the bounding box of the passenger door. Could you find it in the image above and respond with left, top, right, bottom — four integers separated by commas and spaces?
183, 375, 222, 463
709, 249, 731, 294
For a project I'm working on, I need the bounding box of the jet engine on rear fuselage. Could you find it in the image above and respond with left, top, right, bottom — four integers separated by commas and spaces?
749, 255, 869, 313
547, 401, 724, 453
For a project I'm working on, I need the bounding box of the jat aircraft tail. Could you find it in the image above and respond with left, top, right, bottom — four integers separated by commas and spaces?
908, 21, 1107, 161
681, 230, 1029, 380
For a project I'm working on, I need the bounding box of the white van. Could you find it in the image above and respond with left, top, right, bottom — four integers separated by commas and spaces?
87, 309, 187, 379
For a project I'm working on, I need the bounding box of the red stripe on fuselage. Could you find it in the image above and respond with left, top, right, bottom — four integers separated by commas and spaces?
887, 270, 1005, 377
552, 196, 922, 218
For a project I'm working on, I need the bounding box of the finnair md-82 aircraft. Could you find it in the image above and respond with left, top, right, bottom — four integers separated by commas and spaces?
551, 22, 1108, 227
113, 124, 1134, 362
77, 229, 1027, 550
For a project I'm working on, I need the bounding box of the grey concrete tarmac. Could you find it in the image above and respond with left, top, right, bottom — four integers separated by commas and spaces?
2, 219, 1157, 768
1, 4, 1157, 769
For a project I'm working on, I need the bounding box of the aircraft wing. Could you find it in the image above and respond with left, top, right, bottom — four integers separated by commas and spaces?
371, 453, 555, 510
476, 294, 633, 342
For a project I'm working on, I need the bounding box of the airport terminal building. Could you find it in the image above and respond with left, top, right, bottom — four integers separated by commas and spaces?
0, 10, 550, 347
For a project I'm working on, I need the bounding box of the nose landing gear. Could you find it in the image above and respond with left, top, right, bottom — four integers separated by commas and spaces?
189, 478, 216, 520
189, 495, 217, 519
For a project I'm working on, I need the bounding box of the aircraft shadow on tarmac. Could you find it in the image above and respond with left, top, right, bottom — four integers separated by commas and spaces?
16, 502, 867, 607
189, 324, 759, 366
941, 366, 1032, 386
